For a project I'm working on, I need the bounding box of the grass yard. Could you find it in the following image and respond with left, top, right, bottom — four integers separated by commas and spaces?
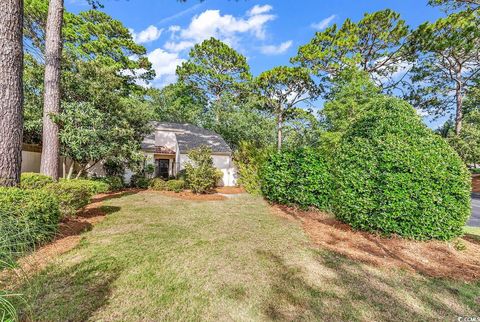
14, 191, 480, 321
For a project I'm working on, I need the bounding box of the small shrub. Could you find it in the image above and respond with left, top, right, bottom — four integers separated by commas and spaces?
0, 187, 60, 260
184, 146, 222, 194
150, 178, 167, 191
20, 172, 54, 189
94, 176, 124, 191
130, 174, 150, 189
260, 148, 333, 210
62, 179, 109, 195
166, 179, 185, 193
331, 96, 471, 240
44, 180, 93, 217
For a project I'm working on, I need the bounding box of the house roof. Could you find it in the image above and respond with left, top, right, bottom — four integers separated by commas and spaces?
141, 122, 232, 154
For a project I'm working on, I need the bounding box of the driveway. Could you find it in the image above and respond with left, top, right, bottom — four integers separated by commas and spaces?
468, 193, 480, 227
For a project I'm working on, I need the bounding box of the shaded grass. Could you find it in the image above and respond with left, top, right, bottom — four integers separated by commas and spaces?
13, 192, 480, 321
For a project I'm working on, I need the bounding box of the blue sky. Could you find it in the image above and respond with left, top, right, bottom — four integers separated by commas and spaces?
66, 0, 448, 127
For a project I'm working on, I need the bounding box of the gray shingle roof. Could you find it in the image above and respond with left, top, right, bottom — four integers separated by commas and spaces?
141, 122, 231, 154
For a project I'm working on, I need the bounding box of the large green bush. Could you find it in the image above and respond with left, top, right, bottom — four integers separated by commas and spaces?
331, 96, 471, 240
185, 146, 222, 194
20, 172, 54, 189
0, 188, 60, 260
260, 148, 333, 210
45, 180, 93, 217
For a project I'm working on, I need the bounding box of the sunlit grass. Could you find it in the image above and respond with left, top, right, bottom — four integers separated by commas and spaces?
13, 191, 480, 321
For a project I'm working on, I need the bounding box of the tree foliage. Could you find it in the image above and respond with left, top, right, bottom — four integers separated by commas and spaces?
293, 9, 409, 91
23, 3, 155, 177
176, 37, 251, 103
254, 66, 319, 149
407, 9, 480, 135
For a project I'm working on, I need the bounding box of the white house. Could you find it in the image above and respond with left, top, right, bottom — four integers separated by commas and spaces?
138, 122, 237, 187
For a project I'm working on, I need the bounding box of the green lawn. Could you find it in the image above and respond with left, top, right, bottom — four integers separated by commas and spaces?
16, 191, 480, 321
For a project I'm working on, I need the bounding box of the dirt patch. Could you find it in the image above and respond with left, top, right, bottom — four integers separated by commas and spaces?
271, 204, 480, 281
473, 175, 480, 193
149, 190, 227, 201
215, 186, 246, 194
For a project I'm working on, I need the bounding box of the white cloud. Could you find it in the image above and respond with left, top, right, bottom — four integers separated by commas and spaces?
164, 40, 195, 52
311, 14, 336, 30
260, 40, 292, 55
130, 25, 163, 44
165, 5, 276, 52
248, 4, 273, 16
147, 48, 185, 86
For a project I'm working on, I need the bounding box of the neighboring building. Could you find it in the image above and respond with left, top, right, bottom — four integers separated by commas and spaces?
139, 122, 237, 186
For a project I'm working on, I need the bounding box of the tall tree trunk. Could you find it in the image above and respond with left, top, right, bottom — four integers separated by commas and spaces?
454, 73, 464, 136
0, 0, 24, 187
277, 111, 283, 150
40, 0, 63, 180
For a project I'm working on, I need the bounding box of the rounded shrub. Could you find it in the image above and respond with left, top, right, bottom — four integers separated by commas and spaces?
0, 187, 60, 260
20, 172, 54, 189
62, 178, 110, 195
44, 180, 93, 217
260, 148, 333, 210
150, 178, 168, 191
130, 175, 151, 189
331, 96, 471, 240
166, 179, 185, 193
99, 176, 124, 191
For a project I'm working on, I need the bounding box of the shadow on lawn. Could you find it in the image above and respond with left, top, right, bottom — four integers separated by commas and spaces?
18, 256, 123, 322
259, 250, 480, 321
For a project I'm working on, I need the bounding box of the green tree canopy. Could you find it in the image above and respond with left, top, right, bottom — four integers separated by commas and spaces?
407, 9, 480, 135
176, 37, 251, 103
292, 9, 409, 92
254, 66, 320, 149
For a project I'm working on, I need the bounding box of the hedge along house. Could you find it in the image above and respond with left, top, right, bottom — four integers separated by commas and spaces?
140, 122, 237, 186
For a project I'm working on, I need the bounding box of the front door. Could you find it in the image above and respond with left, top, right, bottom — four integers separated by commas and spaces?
156, 159, 169, 178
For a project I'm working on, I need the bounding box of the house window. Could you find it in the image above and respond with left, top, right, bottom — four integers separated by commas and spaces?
156, 159, 169, 179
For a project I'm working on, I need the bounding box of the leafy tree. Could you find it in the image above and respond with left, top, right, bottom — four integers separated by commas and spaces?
0, 0, 24, 187
292, 9, 409, 92
176, 37, 251, 107
150, 82, 206, 125
23, 5, 155, 178
407, 9, 480, 135
319, 68, 381, 152
254, 66, 319, 149
428, 0, 479, 11
203, 94, 276, 149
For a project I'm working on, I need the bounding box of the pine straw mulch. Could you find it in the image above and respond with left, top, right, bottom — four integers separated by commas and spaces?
215, 186, 246, 194
473, 174, 480, 193
271, 204, 480, 281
